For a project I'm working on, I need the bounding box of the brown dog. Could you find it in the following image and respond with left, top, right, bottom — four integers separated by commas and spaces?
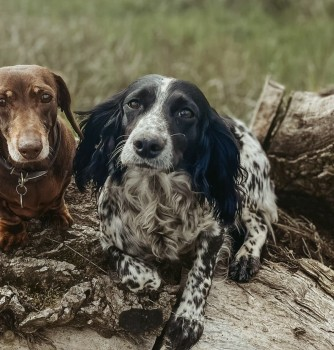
0, 65, 82, 251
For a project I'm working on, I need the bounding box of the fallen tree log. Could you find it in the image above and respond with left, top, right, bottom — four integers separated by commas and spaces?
195, 257, 334, 350
250, 78, 334, 268
1, 256, 334, 350
251, 78, 334, 213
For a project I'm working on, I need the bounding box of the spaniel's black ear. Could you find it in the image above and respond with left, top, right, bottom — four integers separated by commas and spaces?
73, 90, 126, 192
193, 109, 242, 224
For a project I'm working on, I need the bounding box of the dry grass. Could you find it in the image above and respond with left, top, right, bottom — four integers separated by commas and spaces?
1, 0, 334, 121
268, 209, 334, 268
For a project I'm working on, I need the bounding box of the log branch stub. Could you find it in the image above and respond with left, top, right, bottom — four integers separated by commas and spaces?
250, 76, 285, 147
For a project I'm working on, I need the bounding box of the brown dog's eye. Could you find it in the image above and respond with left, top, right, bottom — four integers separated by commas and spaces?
127, 100, 141, 109
41, 93, 52, 103
0, 97, 6, 107
178, 108, 194, 119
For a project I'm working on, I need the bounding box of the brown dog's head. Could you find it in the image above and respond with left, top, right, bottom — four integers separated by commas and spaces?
0, 65, 82, 166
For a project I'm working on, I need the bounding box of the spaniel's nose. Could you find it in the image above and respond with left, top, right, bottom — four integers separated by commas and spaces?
133, 137, 165, 159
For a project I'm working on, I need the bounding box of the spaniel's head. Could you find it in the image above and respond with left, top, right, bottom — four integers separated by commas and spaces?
74, 75, 242, 223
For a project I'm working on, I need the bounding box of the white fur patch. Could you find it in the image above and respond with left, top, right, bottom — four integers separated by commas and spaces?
120, 77, 174, 170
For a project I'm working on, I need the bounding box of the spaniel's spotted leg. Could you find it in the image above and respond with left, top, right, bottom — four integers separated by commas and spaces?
166, 230, 223, 350
229, 208, 268, 282
107, 247, 162, 292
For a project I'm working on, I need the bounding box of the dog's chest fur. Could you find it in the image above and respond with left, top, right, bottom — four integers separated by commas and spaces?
98, 168, 219, 261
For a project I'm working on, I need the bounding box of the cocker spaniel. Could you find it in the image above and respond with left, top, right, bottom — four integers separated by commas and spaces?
73, 75, 277, 350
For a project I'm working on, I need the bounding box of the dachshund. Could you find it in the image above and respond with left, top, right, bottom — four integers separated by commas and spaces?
0, 65, 82, 251
73, 74, 277, 349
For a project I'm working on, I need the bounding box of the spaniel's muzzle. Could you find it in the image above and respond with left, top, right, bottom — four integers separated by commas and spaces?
74, 75, 278, 350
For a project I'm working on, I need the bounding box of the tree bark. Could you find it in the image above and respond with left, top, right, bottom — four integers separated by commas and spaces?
1, 250, 334, 350
250, 77, 334, 213
194, 258, 334, 350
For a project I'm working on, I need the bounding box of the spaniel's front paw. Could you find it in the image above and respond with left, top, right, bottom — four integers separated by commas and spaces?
166, 315, 204, 350
229, 253, 261, 282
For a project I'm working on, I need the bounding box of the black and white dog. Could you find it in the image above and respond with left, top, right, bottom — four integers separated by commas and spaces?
74, 75, 277, 350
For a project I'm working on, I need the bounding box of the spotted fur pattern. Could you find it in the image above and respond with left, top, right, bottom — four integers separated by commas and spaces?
74, 75, 278, 350
229, 119, 277, 281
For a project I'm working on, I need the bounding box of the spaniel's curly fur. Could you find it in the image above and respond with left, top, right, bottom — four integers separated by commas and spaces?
74, 75, 277, 350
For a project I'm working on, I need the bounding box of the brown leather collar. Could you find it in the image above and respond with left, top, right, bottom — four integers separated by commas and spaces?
0, 121, 61, 183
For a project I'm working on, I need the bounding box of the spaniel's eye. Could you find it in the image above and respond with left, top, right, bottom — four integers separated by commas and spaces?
178, 108, 194, 119
127, 100, 141, 109
41, 93, 52, 103
0, 97, 6, 107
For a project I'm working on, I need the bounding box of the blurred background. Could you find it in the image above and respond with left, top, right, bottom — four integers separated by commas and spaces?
1, 0, 334, 122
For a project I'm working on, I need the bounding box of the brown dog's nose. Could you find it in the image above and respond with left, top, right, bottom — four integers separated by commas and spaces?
133, 137, 165, 159
18, 138, 43, 160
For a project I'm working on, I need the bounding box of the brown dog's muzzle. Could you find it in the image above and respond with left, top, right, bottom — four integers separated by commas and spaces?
18, 130, 43, 160
5, 112, 50, 164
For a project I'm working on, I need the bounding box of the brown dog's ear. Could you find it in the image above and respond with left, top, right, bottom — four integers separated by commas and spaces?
53, 73, 83, 139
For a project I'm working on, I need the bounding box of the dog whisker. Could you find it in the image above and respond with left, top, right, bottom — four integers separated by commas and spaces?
111, 143, 125, 160
116, 135, 128, 141
171, 133, 186, 138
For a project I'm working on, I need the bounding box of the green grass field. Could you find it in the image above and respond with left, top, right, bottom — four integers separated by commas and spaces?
1, 0, 334, 121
